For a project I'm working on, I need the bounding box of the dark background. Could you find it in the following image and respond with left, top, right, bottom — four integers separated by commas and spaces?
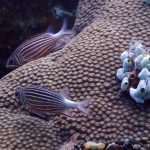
0, 0, 79, 78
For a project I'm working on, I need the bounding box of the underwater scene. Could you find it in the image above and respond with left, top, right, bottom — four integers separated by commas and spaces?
0, 0, 150, 150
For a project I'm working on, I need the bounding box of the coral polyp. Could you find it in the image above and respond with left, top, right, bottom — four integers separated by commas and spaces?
117, 41, 150, 104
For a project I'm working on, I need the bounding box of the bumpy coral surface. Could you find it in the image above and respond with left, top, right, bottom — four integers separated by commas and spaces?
0, 0, 150, 149
74, 0, 110, 32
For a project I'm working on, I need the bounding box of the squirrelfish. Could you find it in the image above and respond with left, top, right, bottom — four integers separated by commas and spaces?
15, 86, 91, 119
6, 19, 73, 68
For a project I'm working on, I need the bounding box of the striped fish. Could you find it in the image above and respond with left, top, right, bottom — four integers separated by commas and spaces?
6, 19, 73, 68
15, 86, 91, 119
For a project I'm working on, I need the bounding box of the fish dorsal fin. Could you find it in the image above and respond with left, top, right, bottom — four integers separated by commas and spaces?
46, 24, 55, 34
60, 86, 70, 99
53, 18, 74, 38
55, 18, 68, 37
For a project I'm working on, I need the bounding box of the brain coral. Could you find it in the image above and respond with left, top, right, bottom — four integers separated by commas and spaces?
0, 0, 150, 149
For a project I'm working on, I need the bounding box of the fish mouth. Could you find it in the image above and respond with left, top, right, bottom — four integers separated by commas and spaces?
6, 56, 19, 69
6, 64, 17, 69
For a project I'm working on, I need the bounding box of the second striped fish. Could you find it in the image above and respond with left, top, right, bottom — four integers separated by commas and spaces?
6, 19, 73, 68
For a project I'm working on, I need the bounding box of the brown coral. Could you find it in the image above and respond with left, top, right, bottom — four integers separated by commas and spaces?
0, 0, 150, 149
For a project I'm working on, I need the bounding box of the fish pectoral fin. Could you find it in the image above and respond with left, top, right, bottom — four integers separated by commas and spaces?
52, 40, 66, 52
60, 109, 74, 119
30, 110, 50, 121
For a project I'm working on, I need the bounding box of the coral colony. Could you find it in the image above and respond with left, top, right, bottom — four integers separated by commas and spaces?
116, 40, 150, 104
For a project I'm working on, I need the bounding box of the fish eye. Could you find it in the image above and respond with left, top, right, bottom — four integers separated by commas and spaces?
9, 59, 15, 65
15, 91, 20, 98
140, 88, 145, 93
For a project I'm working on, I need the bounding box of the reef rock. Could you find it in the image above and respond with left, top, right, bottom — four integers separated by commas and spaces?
0, 0, 150, 149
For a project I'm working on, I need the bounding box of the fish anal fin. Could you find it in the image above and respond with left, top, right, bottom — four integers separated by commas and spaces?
60, 109, 75, 119
30, 110, 51, 121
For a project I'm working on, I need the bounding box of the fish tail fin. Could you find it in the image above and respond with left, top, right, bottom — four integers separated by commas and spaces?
54, 18, 74, 37
77, 99, 91, 116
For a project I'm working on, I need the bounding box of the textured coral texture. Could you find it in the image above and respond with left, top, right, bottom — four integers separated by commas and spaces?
0, 0, 150, 149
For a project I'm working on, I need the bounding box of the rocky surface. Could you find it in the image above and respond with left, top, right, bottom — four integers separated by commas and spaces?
0, 0, 150, 149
